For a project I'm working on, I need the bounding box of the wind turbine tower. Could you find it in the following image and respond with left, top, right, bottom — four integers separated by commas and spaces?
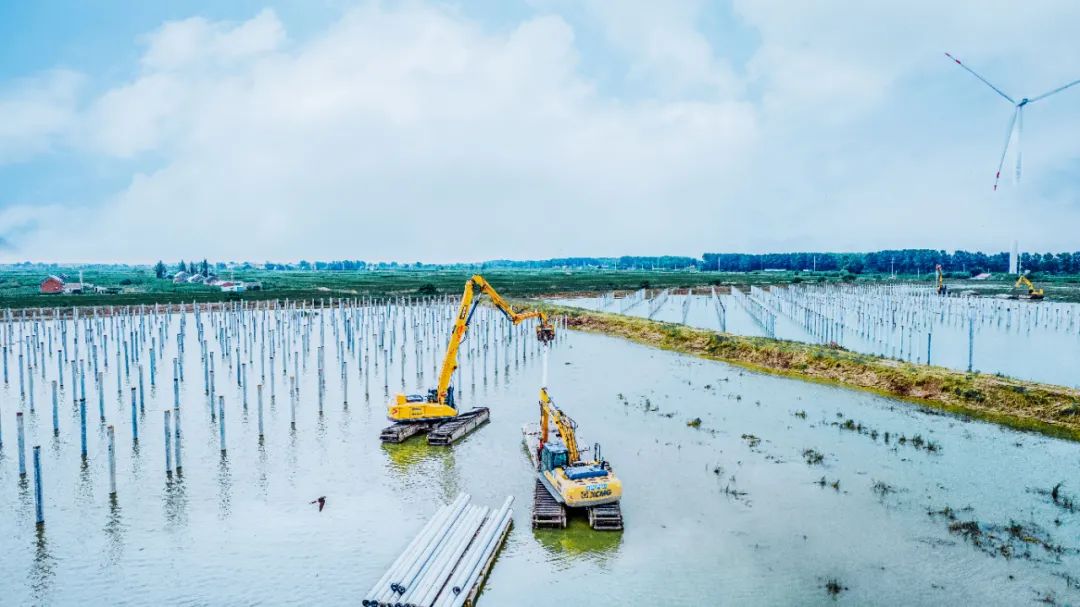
945, 52, 1080, 191
945, 52, 1080, 274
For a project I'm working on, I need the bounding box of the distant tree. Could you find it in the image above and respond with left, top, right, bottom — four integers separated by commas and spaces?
177, 260, 187, 273
417, 283, 438, 296
200, 259, 209, 276
298, 260, 312, 271
154, 260, 167, 279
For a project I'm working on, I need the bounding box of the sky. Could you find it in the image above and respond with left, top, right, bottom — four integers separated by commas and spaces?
1, 0, 1078, 264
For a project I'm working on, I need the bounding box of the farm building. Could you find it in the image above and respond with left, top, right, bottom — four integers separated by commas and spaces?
172, 271, 190, 283
40, 275, 64, 294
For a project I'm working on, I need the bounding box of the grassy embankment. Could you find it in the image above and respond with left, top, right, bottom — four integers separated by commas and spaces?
542, 303, 1080, 442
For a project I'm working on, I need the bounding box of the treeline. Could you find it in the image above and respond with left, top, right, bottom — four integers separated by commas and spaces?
478, 256, 698, 270
702, 250, 1080, 275
253, 250, 1080, 274
32, 249, 1080, 276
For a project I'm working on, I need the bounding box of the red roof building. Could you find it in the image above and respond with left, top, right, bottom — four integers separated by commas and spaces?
40, 275, 65, 294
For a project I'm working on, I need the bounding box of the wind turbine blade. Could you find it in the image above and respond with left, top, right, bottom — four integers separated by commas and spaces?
1028, 78, 1080, 103
945, 52, 1015, 103
1014, 106, 1023, 184
994, 108, 1018, 191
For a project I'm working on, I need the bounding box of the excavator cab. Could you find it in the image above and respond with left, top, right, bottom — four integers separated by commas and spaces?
540, 440, 569, 472
425, 386, 454, 407
536, 321, 556, 345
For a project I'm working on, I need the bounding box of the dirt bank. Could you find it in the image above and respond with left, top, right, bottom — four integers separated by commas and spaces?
544, 304, 1080, 441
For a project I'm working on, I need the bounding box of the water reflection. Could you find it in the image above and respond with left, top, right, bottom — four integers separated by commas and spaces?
217, 455, 232, 519
163, 475, 189, 528
18, 475, 31, 513
533, 520, 622, 564
103, 494, 125, 564
30, 525, 55, 603
256, 438, 269, 497
381, 438, 455, 475
316, 410, 328, 455
130, 441, 143, 482
381, 438, 462, 498
287, 427, 298, 482
76, 459, 93, 503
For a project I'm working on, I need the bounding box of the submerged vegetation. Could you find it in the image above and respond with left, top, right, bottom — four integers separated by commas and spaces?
823, 578, 848, 597
802, 449, 826, 465
545, 304, 1080, 442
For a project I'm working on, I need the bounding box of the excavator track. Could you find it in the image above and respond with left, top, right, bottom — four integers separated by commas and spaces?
378, 421, 431, 444
587, 502, 624, 531
426, 407, 490, 446
532, 479, 567, 528
379, 407, 490, 445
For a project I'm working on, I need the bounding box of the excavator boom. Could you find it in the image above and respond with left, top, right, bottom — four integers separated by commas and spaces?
539, 387, 579, 463
1014, 274, 1045, 299
432, 276, 554, 405
386, 275, 555, 425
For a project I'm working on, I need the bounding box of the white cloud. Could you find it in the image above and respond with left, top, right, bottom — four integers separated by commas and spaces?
2, 4, 758, 262
140, 8, 286, 71
578, 0, 742, 98
0, 70, 82, 165
1, 1, 1078, 263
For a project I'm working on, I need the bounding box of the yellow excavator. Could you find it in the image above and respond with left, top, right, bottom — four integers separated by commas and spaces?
526, 387, 623, 530
380, 275, 555, 445
1014, 272, 1045, 300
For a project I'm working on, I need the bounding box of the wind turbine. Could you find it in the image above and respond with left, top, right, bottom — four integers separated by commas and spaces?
945, 52, 1080, 190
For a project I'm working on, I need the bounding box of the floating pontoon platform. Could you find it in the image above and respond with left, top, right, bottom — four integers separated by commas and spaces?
380, 407, 490, 445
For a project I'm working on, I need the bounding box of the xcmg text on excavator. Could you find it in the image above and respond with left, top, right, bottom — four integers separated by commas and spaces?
379, 275, 555, 446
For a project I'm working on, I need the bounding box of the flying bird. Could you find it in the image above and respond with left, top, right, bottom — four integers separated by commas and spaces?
945, 52, 1080, 190
310, 496, 326, 512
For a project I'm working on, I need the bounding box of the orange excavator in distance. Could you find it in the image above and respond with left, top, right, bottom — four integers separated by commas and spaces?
379, 275, 555, 446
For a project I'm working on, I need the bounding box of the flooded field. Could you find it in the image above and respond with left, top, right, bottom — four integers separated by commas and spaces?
1, 300, 1078, 606
552, 285, 1080, 389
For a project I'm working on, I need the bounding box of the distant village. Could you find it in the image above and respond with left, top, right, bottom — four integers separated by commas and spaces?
39, 271, 262, 295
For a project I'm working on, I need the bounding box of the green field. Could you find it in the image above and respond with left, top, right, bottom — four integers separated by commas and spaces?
1, 266, 1078, 309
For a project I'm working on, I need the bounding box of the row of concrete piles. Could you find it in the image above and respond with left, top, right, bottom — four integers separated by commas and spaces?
0, 298, 564, 527
364, 493, 514, 607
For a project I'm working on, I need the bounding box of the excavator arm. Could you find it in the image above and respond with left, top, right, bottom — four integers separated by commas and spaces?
388, 275, 555, 423
1015, 274, 1045, 298
539, 387, 579, 463
472, 275, 556, 343
431, 275, 555, 407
